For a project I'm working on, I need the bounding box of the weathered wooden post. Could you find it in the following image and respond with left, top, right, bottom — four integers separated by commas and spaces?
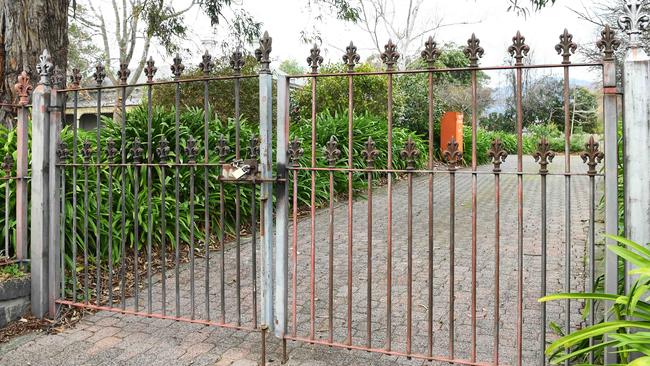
621, 2, 650, 255
30, 50, 54, 318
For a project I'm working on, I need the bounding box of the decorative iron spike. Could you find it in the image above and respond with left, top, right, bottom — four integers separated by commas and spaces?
156, 138, 170, 162
70, 68, 82, 89
555, 28, 577, 65
361, 137, 379, 169
171, 55, 184, 80
400, 136, 420, 170
198, 50, 214, 76
144, 57, 157, 83
229, 49, 244, 76
619, 0, 650, 47
381, 39, 400, 71
597, 25, 621, 61
81, 140, 94, 161
216, 135, 231, 162
581, 136, 605, 176
93, 63, 106, 87
106, 138, 119, 161
255, 31, 273, 74
533, 138, 555, 174
14, 71, 32, 106
324, 136, 341, 167
36, 49, 54, 86
508, 31, 530, 66
117, 63, 130, 85
342, 41, 360, 72
56, 141, 70, 163
464, 33, 485, 68
421, 36, 441, 68
56, 142, 70, 163
184, 136, 198, 164
487, 138, 508, 173
287, 139, 304, 167
2, 154, 14, 177
52, 66, 65, 89
130, 138, 144, 164
307, 44, 324, 74
248, 135, 260, 159
443, 136, 463, 171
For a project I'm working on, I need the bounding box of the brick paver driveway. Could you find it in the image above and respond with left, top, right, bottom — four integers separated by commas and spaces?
0, 155, 601, 365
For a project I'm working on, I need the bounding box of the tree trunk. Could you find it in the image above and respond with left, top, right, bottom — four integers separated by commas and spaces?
0, 0, 69, 126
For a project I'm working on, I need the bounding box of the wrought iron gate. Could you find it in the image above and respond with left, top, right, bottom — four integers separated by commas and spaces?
25, 20, 625, 366
49, 37, 276, 364
273, 28, 620, 366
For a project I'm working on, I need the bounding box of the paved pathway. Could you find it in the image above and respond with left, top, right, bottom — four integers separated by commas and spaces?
0, 156, 601, 365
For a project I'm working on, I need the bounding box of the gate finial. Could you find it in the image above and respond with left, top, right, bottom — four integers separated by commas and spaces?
619, 0, 650, 48
464, 33, 484, 68
597, 25, 621, 61
381, 39, 400, 71
533, 138, 555, 175
581, 136, 604, 176
36, 49, 54, 86
93, 63, 106, 87
422, 36, 441, 68
255, 31, 273, 74
555, 29, 577, 64
443, 136, 463, 171
144, 57, 157, 83
487, 139, 508, 173
343, 41, 360, 73
15, 71, 32, 106
508, 31, 530, 66
307, 44, 324, 74
230, 49, 244, 76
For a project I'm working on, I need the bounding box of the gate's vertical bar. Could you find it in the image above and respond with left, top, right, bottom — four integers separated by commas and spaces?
14, 73, 30, 264
95, 80, 103, 307
469, 59, 479, 366
562, 51, 573, 366
380, 40, 399, 353
275, 73, 289, 341
31, 50, 53, 318
401, 136, 417, 356
488, 139, 506, 366
49, 76, 64, 316
508, 31, 528, 366
187, 136, 196, 320
599, 24, 620, 366
362, 137, 376, 349
118, 64, 130, 311
464, 33, 484, 362
145, 58, 157, 315
621, 0, 650, 293
171, 56, 184, 318
346, 63, 354, 348
202, 51, 214, 323
422, 35, 441, 359
534, 138, 554, 366
256, 31, 274, 331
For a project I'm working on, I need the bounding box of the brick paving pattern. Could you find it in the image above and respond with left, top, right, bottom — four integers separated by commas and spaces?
0, 156, 602, 365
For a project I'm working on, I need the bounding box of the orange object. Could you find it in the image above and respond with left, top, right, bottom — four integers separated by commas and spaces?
440, 112, 464, 154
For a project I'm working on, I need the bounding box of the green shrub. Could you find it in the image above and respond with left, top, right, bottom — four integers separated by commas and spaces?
540, 235, 650, 365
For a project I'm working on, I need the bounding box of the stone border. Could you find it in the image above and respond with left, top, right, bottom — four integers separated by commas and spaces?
0, 275, 31, 328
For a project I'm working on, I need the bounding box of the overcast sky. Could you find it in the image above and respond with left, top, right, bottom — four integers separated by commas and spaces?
131, 0, 611, 84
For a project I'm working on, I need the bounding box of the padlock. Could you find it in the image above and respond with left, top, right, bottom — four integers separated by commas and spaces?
232, 164, 250, 180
